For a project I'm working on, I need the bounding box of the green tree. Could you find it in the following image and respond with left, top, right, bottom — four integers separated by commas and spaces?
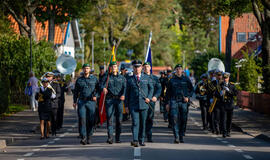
35, 0, 90, 43
251, 0, 270, 93
2, 0, 40, 40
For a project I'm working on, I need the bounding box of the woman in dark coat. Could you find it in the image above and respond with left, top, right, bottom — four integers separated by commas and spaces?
36, 78, 54, 139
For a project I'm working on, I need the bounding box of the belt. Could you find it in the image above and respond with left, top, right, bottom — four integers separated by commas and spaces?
171, 96, 183, 101
106, 94, 120, 99
79, 97, 93, 101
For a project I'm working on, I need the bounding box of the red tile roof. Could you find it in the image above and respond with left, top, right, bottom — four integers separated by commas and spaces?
9, 15, 67, 45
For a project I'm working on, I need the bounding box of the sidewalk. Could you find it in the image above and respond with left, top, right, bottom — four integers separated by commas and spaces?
232, 107, 270, 142
191, 98, 270, 143
0, 94, 74, 149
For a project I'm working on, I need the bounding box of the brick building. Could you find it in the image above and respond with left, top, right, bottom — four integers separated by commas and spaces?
219, 13, 262, 59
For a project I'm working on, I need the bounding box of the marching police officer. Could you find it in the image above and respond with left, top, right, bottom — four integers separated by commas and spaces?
220, 72, 237, 138
143, 62, 162, 142
159, 71, 168, 122
125, 60, 154, 147
120, 66, 130, 122
165, 64, 193, 143
195, 73, 209, 130
102, 61, 126, 144
73, 63, 99, 145
166, 69, 174, 128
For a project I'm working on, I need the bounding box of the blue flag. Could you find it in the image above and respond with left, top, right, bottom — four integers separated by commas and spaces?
145, 31, 153, 73
145, 47, 152, 73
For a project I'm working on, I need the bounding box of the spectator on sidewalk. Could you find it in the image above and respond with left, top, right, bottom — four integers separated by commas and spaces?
189, 70, 196, 87
36, 78, 55, 139
26, 71, 39, 111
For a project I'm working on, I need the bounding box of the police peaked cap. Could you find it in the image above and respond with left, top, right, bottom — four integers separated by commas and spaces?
132, 60, 142, 67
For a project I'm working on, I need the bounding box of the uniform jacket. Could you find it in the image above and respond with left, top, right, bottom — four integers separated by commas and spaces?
220, 81, 238, 110
165, 75, 194, 105
101, 73, 126, 97
51, 81, 61, 109
36, 87, 53, 112
125, 73, 154, 110
159, 77, 167, 98
195, 80, 208, 101
73, 75, 99, 103
149, 74, 162, 98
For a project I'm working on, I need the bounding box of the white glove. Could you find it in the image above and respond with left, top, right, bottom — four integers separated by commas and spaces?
224, 86, 230, 92
51, 93, 56, 99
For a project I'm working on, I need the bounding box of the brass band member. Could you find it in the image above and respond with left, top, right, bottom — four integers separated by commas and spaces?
220, 72, 238, 138
195, 73, 209, 130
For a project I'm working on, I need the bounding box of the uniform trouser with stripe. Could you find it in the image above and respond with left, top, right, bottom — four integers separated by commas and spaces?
51, 108, 58, 134
221, 106, 233, 134
199, 100, 208, 128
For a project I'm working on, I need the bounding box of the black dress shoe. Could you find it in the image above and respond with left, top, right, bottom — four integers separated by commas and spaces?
115, 140, 121, 143
139, 142, 146, 146
80, 138, 87, 145
87, 137, 91, 144
131, 141, 138, 147
147, 139, 153, 143
174, 139, 180, 144
107, 138, 113, 144
223, 134, 226, 138
226, 132, 231, 137
180, 136, 184, 143
40, 136, 45, 140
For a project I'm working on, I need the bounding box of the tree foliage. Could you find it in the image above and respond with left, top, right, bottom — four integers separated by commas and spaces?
0, 35, 56, 113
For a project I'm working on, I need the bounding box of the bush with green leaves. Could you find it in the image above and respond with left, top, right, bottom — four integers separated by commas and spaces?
238, 52, 262, 93
0, 35, 56, 113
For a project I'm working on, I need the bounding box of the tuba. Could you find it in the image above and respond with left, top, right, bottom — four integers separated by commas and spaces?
56, 54, 77, 75
208, 58, 225, 113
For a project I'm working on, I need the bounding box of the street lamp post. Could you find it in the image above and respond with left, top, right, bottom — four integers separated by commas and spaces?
91, 32, 95, 71
29, 14, 32, 72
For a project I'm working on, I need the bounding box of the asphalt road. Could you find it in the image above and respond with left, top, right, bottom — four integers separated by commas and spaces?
1, 103, 270, 160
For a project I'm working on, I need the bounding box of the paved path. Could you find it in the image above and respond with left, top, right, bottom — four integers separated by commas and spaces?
1, 96, 270, 160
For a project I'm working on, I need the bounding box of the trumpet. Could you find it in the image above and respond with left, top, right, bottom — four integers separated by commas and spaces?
208, 80, 222, 113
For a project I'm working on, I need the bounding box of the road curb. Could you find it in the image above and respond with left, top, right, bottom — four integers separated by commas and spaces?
232, 122, 270, 143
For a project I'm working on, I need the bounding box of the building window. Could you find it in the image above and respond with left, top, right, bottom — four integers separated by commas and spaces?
237, 32, 246, 42
248, 32, 257, 41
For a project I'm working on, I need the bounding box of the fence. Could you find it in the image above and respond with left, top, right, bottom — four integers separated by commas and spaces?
237, 91, 270, 115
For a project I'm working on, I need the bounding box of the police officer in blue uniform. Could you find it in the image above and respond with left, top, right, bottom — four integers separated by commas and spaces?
159, 71, 168, 122
73, 63, 99, 145
125, 60, 154, 147
143, 62, 162, 142
102, 61, 126, 144
165, 64, 193, 143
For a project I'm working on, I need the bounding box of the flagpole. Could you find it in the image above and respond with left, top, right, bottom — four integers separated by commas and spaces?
91, 32, 95, 71
145, 31, 152, 62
